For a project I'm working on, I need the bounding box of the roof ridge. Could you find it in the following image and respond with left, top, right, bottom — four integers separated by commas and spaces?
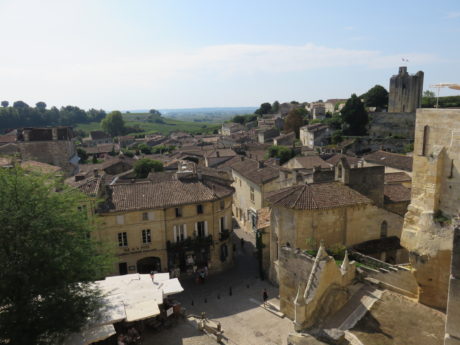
292, 184, 308, 208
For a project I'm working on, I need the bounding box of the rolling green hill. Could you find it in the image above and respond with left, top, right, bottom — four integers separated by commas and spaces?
76, 113, 220, 136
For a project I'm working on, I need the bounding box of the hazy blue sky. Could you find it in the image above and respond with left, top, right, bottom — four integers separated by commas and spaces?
0, 0, 459, 110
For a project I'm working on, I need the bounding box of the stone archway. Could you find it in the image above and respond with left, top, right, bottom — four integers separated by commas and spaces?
137, 256, 161, 274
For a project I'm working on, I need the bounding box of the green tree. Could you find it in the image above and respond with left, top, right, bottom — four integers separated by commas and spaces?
266, 146, 294, 165
101, 111, 126, 137
271, 101, 280, 114
254, 102, 272, 116
423, 90, 435, 98
134, 158, 164, 178
138, 143, 152, 154
341, 94, 369, 136
149, 109, 162, 115
361, 85, 388, 110
0, 168, 112, 345
331, 130, 343, 144
1, 101, 8, 107
35, 102, 47, 110
77, 147, 88, 163
284, 108, 307, 138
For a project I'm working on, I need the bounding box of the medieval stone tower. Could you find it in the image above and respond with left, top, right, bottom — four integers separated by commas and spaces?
388, 66, 424, 112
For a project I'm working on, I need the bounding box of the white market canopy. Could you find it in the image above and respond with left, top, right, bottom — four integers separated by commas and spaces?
65, 273, 183, 345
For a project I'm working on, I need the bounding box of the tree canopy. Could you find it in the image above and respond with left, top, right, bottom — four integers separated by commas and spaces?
361, 85, 388, 110
254, 102, 272, 115
341, 94, 369, 136
231, 114, 257, 124
0, 101, 106, 130
265, 146, 295, 165
134, 158, 164, 178
101, 111, 126, 137
284, 108, 307, 138
0, 168, 112, 345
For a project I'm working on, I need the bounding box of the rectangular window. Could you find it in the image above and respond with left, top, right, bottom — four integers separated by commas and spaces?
220, 216, 225, 232
197, 204, 203, 214
142, 229, 151, 244
175, 207, 182, 217
250, 187, 255, 202
196, 221, 206, 238
116, 215, 124, 225
118, 232, 128, 247
220, 200, 225, 210
142, 212, 149, 221
174, 224, 187, 242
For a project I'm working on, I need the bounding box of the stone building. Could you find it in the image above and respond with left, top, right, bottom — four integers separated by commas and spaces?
73, 169, 235, 276
388, 66, 424, 113
221, 122, 244, 136
257, 128, 280, 144
273, 132, 295, 146
231, 158, 280, 232
306, 102, 326, 120
0, 127, 79, 175
299, 124, 330, 148
83, 130, 112, 146
401, 108, 460, 310
266, 159, 405, 284
324, 99, 346, 114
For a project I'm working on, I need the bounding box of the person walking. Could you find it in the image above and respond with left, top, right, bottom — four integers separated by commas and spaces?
262, 288, 268, 307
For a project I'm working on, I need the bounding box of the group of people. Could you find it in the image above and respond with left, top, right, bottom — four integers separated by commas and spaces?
117, 327, 141, 345
194, 265, 208, 284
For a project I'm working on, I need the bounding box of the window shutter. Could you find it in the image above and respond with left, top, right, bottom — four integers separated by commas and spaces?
148, 212, 154, 220
205, 221, 208, 236
195, 222, 198, 236
184, 224, 187, 238
173, 225, 177, 243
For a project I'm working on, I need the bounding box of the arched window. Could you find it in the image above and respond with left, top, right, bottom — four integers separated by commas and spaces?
380, 221, 388, 238
422, 125, 430, 156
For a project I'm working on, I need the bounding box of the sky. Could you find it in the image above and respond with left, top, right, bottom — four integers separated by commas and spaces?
0, 0, 459, 110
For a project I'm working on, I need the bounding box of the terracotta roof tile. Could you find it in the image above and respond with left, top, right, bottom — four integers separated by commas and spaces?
384, 172, 412, 184
326, 154, 360, 166
384, 184, 411, 203
107, 175, 234, 212
266, 182, 371, 210
364, 150, 413, 172
286, 156, 332, 170
231, 159, 279, 185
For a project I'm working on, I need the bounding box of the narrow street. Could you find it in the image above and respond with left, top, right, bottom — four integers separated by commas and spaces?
170, 225, 294, 345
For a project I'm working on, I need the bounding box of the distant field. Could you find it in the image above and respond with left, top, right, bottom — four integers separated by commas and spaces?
75, 113, 220, 136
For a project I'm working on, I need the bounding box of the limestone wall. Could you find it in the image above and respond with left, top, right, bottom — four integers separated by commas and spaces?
271, 204, 403, 250
18, 139, 77, 175
278, 247, 315, 319
445, 226, 460, 345
401, 108, 460, 310
369, 112, 416, 139
359, 264, 418, 298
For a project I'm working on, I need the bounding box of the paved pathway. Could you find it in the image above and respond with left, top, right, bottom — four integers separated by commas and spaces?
174, 225, 294, 345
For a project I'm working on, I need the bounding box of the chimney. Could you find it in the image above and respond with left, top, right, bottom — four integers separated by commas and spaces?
241, 156, 245, 161
258, 161, 264, 169
216, 151, 220, 158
